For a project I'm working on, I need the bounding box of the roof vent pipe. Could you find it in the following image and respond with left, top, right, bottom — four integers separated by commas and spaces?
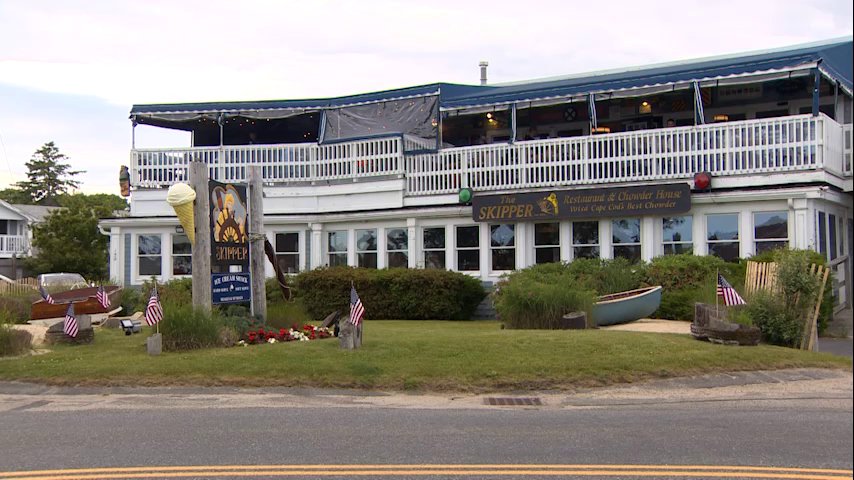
479, 61, 489, 86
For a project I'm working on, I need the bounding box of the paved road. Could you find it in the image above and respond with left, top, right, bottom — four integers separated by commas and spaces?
0, 369, 851, 479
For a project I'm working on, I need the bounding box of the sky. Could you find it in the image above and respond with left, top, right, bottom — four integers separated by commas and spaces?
0, 0, 852, 196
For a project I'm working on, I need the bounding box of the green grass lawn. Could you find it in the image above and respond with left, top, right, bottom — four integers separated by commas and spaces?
0, 321, 849, 392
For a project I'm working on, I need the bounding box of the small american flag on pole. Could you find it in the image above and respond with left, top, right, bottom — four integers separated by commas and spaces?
63, 303, 79, 338
96, 285, 110, 310
145, 285, 164, 326
717, 274, 746, 306
39, 285, 55, 305
349, 285, 365, 326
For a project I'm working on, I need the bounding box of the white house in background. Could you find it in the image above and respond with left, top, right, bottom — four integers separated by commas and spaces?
100, 37, 853, 309
0, 200, 58, 278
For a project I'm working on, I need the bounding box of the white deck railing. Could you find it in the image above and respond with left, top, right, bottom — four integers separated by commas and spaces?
131, 114, 850, 194
0, 235, 27, 256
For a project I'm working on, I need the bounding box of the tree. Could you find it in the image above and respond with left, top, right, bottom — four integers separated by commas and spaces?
0, 188, 32, 205
24, 193, 126, 281
14, 142, 83, 206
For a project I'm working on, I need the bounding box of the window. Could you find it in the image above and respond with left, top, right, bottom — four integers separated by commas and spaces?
754, 211, 788, 254
663, 216, 693, 255
137, 234, 162, 276
0, 220, 8, 235
423, 227, 446, 269
707, 214, 739, 262
817, 212, 827, 256
386, 228, 408, 268
328, 231, 348, 267
572, 221, 599, 259
275, 232, 300, 274
456, 225, 480, 271
356, 229, 377, 269
490, 224, 515, 271
171, 234, 192, 275
612, 218, 641, 262
534, 222, 560, 264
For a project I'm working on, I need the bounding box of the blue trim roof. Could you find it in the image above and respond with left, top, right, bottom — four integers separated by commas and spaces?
130, 38, 851, 118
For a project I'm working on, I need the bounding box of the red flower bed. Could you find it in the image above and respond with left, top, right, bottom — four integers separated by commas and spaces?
241, 324, 334, 345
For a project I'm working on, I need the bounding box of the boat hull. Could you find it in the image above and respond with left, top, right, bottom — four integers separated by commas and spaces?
30, 286, 122, 321
591, 286, 662, 327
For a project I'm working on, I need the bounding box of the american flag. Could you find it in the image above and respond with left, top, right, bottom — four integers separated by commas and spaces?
717, 274, 746, 306
145, 286, 164, 326
39, 285, 55, 305
349, 285, 365, 326
96, 285, 110, 310
63, 303, 79, 338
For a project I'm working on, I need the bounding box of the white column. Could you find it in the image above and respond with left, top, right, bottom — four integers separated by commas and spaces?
694, 212, 706, 256
560, 221, 571, 262
479, 223, 489, 281
791, 198, 812, 250
110, 229, 122, 285
407, 218, 418, 268
600, 220, 612, 259
515, 222, 527, 270
740, 209, 753, 258
641, 217, 656, 261
310, 223, 323, 270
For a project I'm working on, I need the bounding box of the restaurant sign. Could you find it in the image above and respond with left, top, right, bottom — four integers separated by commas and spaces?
471, 183, 691, 222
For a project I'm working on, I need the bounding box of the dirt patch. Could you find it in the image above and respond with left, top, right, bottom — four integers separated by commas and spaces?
11, 325, 49, 346
601, 318, 691, 335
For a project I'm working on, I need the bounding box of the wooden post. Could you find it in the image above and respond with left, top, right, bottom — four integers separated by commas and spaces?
248, 166, 267, 321
190, 162, 212, 311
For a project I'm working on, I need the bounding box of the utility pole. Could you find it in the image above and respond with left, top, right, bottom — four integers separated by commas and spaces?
190, 162, 212, 311
248, 165, 267, 321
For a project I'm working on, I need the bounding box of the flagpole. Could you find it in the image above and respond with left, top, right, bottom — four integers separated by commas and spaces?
715, 269, 720, 317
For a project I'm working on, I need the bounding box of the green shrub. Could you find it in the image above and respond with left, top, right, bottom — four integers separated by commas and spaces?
294, 267, 485, 321
747, 248, 832, 333
159, 302, 233, 351
0, 321, 32, 357
745, 291, 802, 347
564, 258, 644, 295
265, 277, 293, 304
646, 254, 742, 321
119, 287, 144, 315
266, 300, 312, 330
493, 263, 597, 329
0, 291, 38, 324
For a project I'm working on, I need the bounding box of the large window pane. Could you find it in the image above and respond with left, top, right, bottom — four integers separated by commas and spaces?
663, 216, 693, 255
612, 218, 641, 262
534, 222, 560, 264
386, 228, 408, 268
138, 235, 161, 276
276, 232, 300, 274
490, 224, 515, 271
423, 227, 446, 269
328, 230, 347, 267
754, 211, 788, 256
456, 225, 479, 271
572, 221, 599, 260
172, 234, 192, 275
356, 229, 377, 269
707, 214, 740, 262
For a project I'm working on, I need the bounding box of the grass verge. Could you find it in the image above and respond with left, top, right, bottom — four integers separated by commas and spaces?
0, 321, 849, 392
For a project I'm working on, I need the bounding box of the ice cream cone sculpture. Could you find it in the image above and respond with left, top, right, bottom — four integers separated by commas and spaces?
166, 183, 197, 243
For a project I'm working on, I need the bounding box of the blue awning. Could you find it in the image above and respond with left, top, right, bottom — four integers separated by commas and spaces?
441, 37, 852, 110
130, 37, 852, 128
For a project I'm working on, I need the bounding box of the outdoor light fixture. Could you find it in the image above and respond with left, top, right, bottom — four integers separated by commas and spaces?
713, 114, 729, 122
639, 101, 652, 114
592, 126, 611, 134
458, 187, 473, 205
120, 319, 140, 336
693, 172, 712, 191
486, 112, 493, 120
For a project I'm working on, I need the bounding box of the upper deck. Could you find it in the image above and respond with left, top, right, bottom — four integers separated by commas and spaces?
128, 113, 852, 217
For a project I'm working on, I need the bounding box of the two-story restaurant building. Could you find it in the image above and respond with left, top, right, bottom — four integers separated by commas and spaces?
101, 37, 853, 306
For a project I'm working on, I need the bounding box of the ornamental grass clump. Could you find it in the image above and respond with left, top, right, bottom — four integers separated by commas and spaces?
494, 264, 596, 329
0, 314, 32, 357
159, 302, 235, 351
